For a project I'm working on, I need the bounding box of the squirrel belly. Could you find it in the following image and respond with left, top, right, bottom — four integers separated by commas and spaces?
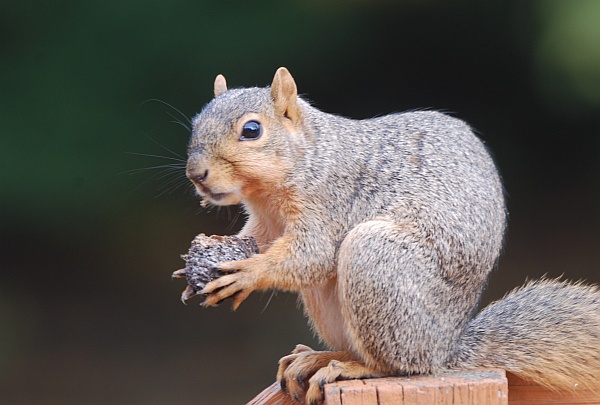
187, 67, 600, 398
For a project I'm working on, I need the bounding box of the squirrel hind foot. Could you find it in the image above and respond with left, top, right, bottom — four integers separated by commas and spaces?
305, 360, 384, 404
277, 348, 380, 404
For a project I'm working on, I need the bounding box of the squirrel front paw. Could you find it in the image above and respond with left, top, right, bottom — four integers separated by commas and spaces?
201, 256, 268, 310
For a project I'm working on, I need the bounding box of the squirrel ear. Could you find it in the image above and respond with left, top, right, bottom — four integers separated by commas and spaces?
271, 67, 300, 122
214, 74, 228, 97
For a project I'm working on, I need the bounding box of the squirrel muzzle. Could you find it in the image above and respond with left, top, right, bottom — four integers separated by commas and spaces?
186, 155, 244, 206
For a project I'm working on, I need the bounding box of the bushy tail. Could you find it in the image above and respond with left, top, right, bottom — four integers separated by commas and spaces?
455, 278, 600, 393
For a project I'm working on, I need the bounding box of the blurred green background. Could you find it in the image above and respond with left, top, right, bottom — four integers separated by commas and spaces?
1, 1, 599, 404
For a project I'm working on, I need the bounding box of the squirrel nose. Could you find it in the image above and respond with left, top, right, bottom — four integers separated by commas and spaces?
187, 168, 209, 184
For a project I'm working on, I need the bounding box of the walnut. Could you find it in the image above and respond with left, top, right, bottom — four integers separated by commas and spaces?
173, 234, 258, 303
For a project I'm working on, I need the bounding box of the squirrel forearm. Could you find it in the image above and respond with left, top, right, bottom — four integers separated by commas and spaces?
257, 231, 338, 291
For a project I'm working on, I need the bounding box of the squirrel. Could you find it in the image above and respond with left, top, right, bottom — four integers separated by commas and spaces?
185, 67, 600, 404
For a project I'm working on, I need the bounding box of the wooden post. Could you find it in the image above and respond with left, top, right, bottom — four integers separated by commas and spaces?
248, 369, 600, 405
248, 368, 508, 405
247, 381, 298, 405
506, 372, 600, 405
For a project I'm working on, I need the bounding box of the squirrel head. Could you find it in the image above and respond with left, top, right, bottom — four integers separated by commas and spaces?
187, 67, 304, 207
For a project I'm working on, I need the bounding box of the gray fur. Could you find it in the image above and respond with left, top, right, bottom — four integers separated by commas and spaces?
188, 73, 599, 391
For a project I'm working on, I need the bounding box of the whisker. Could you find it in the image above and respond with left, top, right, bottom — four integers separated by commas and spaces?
141, 98, 192, 125
155, 167, 187, 179
261, 291, 276, 314
155, 176, 192, 198
121, 164, 185, 176
157, 178, 190, 195
125, 151, 185, 162
124, 167, 174, 197
226, 208, 243, 231
142, 133, 188, 160
167, 112, 192, 133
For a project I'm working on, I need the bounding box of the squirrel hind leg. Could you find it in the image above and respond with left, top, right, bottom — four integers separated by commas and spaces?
336, 220, 478, 375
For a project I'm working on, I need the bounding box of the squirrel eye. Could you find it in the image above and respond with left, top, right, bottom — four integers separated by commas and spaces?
239, 120, 262, 141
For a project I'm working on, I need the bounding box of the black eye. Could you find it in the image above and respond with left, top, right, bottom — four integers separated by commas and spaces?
239, 120, 262, 141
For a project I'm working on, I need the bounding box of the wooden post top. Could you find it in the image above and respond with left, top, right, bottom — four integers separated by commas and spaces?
249, 368, 508, 405
248, 368, 600, 405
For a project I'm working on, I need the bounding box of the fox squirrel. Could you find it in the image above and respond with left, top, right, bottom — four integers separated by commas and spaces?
185, 67, 600, 404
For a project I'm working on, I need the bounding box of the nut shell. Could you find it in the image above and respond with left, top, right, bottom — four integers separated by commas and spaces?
177, 233, 259, 302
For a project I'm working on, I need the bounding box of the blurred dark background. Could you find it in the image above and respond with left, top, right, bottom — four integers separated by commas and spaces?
1, 1, 599, 404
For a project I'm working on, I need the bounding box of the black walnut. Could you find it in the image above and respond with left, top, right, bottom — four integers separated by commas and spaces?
173, 233, 259, 303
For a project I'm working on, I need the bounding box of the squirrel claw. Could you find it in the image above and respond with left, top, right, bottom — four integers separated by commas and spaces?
180, 285, 196, 304
172, 268, 186, 279
277, 347, 376, 405
292, 344, 313, 354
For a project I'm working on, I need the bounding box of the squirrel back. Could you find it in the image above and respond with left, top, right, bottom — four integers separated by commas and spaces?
189, 70, 506, 266
187, 68, 600, 398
